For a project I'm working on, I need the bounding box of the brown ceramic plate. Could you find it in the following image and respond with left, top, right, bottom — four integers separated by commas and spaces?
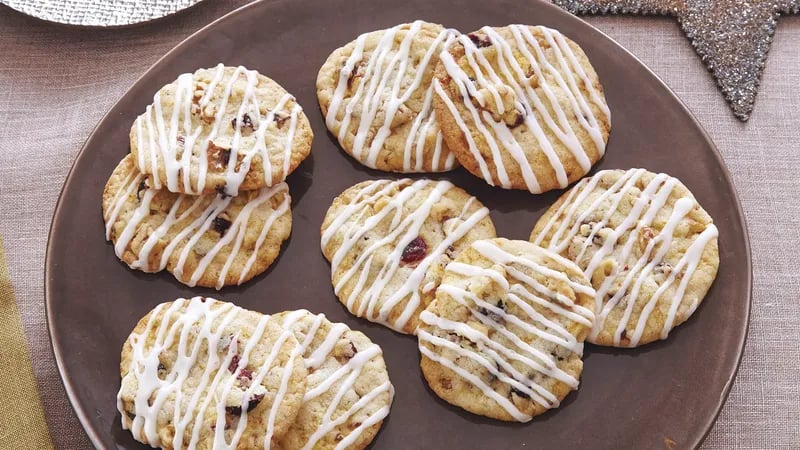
45, 0, 751, 448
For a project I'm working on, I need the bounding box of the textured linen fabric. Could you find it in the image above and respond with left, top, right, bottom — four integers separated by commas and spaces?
0, 1, 797, 448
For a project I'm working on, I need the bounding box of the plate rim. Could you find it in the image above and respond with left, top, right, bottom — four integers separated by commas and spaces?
0, 0, 207, 28
43, 0, 753, 447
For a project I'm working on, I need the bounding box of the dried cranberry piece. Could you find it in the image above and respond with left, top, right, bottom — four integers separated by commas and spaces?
509, 111, 525, 128
510, 386, 530, 399
401, 237, 427, 265
246, 393, 264, 411
237, 367, 253, 382
212, 216, 232, 236
225, 393, 265, 416
468, 33, 492, 48
228, 354, 240, 373
215, 185, 232, 199
478, 307, 505, 325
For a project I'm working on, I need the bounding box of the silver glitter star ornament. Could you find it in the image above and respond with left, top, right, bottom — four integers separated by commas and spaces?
552, 0, 800, 121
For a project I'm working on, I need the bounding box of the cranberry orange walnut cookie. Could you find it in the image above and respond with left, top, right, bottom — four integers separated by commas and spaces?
131, 64, 313, 196
417, 238, 595, 422
433, 25, 610, 193
320, 178, 496, 334
530, 169, 719, 348
274, 310, 394, 450
316, 20, 460, 173
102, 155, 292, 289
117, 297, 307, 449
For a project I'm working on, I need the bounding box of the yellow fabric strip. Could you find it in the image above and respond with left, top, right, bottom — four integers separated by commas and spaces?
0, 237, 55, 449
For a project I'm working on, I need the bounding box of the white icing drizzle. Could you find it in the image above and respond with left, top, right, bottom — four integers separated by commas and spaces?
135, 63, 303, 195
325, 21, 458, 172
418, 239, 595, 422
104, 162, 290, 289
435, 25, 610, 193
320, 179, 491, 333
116, 297, 301, 449
279, 310, 393, 449
532, 169, 719, 346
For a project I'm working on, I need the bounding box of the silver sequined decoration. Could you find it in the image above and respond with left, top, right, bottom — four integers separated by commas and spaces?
0, 0, 204, 27
552, 0, 800, 121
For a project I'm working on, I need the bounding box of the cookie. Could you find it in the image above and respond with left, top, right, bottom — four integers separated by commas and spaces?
317, 21, 459, 173
433, 25, 611, 193
530, 168, 720, 347
102, 155, 292, 289
417, 238, 595, 422
117, 297, 307, 449
131, 64, 313, 196
274, 310, 394, 450
320, 179, 496, 334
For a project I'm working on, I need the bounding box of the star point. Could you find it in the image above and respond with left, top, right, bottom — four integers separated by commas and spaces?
553, 0, 798, 121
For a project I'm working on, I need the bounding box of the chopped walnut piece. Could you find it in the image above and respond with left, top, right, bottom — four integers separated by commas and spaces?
638, 226, 656, 252
274, 111, 290, 128
347, 62, 366, 90
231, 113, 255, 132
334, 340, 359, 364
207, 141, 231, 171
136, 180, 148, 201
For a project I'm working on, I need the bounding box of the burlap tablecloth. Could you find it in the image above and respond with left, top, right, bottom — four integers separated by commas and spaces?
0, 1, 797, 448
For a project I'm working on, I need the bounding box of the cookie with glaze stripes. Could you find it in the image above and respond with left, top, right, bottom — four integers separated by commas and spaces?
317, 21, 460, 173
433, 25, 610, 193
418, 238, 595, 422
530, 169, 719, 347
274, 310, 394, 450
117, 297, 307, 450
131, 64, 313, 196
102, 155, 292, 289
320, 178, 496, 334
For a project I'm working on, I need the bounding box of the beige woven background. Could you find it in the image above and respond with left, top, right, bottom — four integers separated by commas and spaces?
0, 0, 797, 448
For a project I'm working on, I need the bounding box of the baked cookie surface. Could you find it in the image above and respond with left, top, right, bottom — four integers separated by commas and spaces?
317, 21, 459, 173
274, 310, 394, 450
320, 178, 496, 334
417, 238, 595, 421
131, 64, 313, 196
117, 297, 307, 449
433, 25, 610, 193
102, 155, 292, 289
530, 168, 720, 347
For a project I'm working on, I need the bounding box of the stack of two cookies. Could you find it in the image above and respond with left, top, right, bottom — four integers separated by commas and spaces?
102, 64, 313, 289
319, 179, 596, 423
117, 297, 394, 449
